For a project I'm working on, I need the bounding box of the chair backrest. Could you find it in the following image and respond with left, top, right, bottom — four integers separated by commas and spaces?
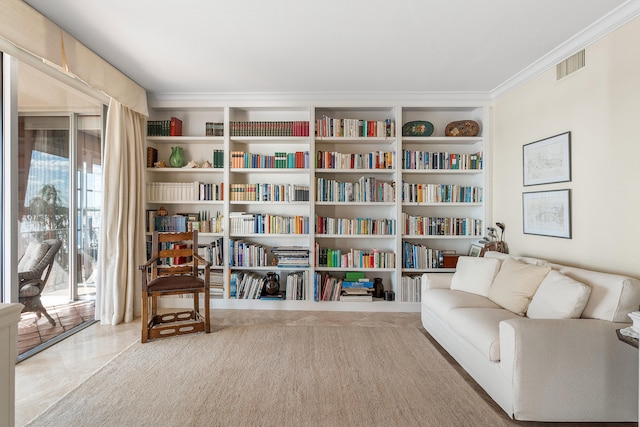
18, 239, 62, 282
151, 231, 200, 277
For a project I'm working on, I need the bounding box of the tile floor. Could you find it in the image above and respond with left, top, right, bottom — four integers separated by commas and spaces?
17, 300, 96, 355
15, 316, 140, 426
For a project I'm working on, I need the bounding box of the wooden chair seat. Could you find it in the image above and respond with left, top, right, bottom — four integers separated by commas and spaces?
139, 231, 211, 343
146, 275, 205, 292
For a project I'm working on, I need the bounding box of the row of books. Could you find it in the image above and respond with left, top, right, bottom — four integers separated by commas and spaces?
146, 181, 224, 202
147, 117, 182, 136
205, 122, 224, 136
271, 246, 310, 268
313, 272, 375, 302
229, 213, 310, 235
399, 275, 422, 302
285, 271, 308, 300
229, 120, 310, 137
315, 150, 395, 170
315, 244, 396, 268
402, 214, 483, 236
154, 215, 188, 232
212, 150, 224, 168
402, 150, 483, 170
229, 239, 269, 267
146, 210, 224, 234
230, 151, 309, 169
229, 183, 309, 202
231, 272, 265, 299
401, 183, 483, 204
315, 273, 342, 301
315, 176, 395, 203
315, 215, 396, 236
316, 116, 395, 138
198, 238, 224, 267
402, 242, 446, 269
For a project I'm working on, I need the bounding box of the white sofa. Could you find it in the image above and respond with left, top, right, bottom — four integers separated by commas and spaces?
421, 252, 640, 422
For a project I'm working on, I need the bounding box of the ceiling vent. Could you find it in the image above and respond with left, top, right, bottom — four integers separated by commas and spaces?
556, 49, 585, 80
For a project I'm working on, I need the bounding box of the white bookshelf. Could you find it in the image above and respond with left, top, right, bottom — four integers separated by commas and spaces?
145, 102, 489, 312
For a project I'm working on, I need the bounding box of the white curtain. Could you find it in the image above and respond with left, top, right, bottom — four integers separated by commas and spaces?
97, 99, 146, 324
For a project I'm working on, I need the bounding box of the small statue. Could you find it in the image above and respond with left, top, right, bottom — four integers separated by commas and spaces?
154, 160, 167, 168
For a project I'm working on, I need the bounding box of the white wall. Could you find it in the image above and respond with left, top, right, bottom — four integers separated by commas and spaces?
492, 15, 640, 277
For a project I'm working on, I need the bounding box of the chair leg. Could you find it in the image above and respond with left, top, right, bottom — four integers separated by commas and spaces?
141, 290, 149, 343
204, 288, 211, 333
31, 296, 55, 326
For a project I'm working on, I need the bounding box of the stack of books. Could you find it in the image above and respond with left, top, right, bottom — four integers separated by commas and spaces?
271, 246, 309, 268
340, 272, 373, 302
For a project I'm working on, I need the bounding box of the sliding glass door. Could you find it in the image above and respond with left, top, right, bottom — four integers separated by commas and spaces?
13, 59, 104, 355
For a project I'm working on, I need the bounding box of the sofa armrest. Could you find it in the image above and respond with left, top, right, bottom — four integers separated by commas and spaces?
499, 318, 638, 421
421, 273, 453, 294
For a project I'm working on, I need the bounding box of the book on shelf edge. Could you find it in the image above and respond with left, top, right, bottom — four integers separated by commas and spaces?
147, 147, 158, 168
170, 117, 183, 136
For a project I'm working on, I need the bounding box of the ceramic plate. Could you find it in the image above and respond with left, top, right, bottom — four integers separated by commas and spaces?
402, 120, 434, 137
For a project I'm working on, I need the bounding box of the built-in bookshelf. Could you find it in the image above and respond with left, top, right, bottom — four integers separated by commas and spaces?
145, 103, 488, 312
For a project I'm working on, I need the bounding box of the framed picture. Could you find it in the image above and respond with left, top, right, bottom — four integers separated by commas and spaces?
523, 132, 571, 186
468, 244, 483, 257
522, 189, 571, 238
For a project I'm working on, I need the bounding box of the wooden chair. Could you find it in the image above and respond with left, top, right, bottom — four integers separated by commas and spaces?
138, 231, 211, 343
18, 239, 62, 325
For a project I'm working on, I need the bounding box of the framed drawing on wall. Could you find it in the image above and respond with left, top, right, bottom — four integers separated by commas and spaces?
523, 132, 571, 186
523, 189, 571, 238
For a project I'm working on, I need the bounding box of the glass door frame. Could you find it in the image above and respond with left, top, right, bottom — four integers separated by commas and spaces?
2, 53, 19, 304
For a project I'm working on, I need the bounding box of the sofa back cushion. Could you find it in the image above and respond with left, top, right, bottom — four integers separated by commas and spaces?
450, 256, 501, 297
527, 270, 591, 319
554, 264, 640, 322
18, 241, 50, 273
488, 258, 551, 316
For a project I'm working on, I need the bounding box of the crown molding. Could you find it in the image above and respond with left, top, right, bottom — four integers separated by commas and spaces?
491, 0, 640, 100
147, 91, 493, 109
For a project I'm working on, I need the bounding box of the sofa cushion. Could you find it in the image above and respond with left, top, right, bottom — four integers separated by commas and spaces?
423, 289, 501, 322
448, 307, 520, 361
450, 256, 501, 297
527, 270, 591, 319
488, 258, 551, 316
555, 265, 640, 322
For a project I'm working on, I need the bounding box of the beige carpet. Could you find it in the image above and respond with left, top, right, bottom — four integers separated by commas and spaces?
27, 320, 512, 427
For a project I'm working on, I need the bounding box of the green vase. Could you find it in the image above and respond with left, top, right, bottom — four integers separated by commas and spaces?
169, 146, 186, 168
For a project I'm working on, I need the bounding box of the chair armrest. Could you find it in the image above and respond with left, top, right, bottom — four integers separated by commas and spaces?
193, 254, 212, 269
138, 256, 160, 270
18, 270, 41, 282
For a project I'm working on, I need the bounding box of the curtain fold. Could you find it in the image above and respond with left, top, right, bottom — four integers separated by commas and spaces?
96, 99, 146, 325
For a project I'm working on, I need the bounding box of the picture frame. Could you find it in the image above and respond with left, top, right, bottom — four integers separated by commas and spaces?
468, 244, 483, 257
522, 189, 571, 238
523, 132, 571, 186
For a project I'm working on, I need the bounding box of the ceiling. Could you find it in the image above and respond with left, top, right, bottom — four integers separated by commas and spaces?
23, 0, 633, 98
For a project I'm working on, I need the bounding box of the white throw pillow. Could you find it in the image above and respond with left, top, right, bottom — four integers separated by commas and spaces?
488, 257, 551, 316
450, 256, 501, 297
527, 270, 592, 319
